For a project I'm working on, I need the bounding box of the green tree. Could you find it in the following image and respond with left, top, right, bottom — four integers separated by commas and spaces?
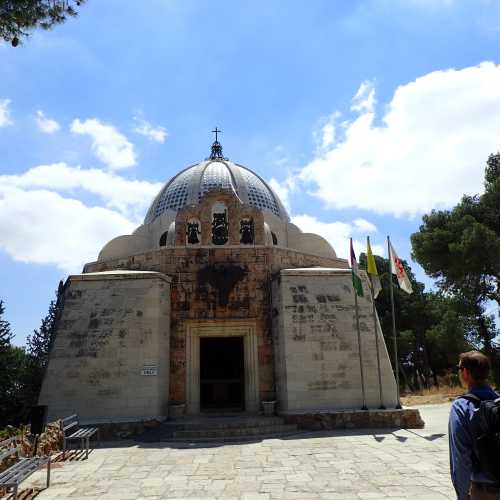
0, 0, 85, 47
411, 153, 500, 353
0, 285, 65, 428
0, 300, 13, 347
424, 293, 472, 374
0, 300, 30, 427
0, 345, 30, 427
25, 283, 63, 403
359, 253, 472, 390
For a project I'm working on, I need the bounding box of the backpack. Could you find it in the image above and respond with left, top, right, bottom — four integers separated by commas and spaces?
460, 393, 500, 482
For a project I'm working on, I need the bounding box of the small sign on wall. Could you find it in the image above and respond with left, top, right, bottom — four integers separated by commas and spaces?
141, 364, 158, 376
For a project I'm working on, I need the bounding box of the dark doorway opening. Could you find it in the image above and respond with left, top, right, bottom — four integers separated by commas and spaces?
200, 337, 244, 411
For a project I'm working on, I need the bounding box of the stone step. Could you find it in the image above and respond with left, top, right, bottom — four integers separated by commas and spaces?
135, 415, 300, 443
165, 416, 286, 431
171, 423, 298, 439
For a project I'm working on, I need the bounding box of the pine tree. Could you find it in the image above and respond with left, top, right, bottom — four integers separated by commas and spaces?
25, 281, 64, 402
0, 300, 30, 427
0, 300, 13, 348
0, 0, 86, 46
27, 299, 57, 371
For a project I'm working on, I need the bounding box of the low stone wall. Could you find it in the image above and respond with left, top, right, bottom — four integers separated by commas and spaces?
89, 420, 156, 441
283, 408, 424, 430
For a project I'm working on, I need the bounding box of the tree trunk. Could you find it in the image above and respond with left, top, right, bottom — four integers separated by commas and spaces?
476, 306, 492, 354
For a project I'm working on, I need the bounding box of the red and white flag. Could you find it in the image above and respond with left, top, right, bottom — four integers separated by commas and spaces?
388, 240, 413, 294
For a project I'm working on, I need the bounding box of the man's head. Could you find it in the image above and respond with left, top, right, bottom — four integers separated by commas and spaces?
458, 351, 491, 388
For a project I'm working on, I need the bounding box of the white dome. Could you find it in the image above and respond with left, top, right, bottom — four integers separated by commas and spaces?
97, 140, 337, 263
144, 144, 289, 224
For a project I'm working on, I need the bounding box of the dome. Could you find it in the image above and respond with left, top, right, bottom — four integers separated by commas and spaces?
144, 143, 289, 224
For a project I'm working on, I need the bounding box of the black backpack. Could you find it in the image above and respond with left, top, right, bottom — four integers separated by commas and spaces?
460, 393, 500, 482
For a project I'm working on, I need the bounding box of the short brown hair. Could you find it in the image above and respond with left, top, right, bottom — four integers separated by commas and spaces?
459, 351, 491, 382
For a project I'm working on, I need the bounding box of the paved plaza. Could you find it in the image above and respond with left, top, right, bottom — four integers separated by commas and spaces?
25, 404, 456, 500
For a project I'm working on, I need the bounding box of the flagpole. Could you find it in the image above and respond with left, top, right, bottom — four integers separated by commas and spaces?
388, 235, 402, 409
351, 238, 368, 411
368, 257, 384, 409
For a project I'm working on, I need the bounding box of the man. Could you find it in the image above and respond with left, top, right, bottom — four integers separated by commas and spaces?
449, 351, 500, 499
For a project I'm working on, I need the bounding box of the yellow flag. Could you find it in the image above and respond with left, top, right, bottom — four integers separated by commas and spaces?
367, 237, 382, 298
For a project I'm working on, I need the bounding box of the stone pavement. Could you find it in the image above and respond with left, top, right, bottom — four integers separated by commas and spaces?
24, 404, 455, 499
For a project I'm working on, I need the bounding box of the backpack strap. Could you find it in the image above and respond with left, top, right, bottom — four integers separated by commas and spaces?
458, 393, 482, 406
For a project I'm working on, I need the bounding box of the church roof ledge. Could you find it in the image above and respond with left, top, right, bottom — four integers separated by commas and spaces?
279, 267, 351, 276
72, 270, 172, 282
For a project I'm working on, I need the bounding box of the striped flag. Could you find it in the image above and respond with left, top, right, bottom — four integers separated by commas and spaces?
367, 237, 382, 298
350, 238, 363, 297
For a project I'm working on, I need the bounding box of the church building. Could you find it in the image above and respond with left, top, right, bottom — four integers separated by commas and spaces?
39, 137, 398, 423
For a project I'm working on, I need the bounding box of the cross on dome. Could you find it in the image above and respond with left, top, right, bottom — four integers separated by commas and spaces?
212, 127, 221, 142
208, 127, 227, 160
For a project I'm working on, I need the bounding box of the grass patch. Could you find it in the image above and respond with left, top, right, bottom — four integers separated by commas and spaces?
401, 384, 465, 406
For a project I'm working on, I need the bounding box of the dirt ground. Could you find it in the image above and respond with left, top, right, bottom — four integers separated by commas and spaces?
401, 385, 465, 406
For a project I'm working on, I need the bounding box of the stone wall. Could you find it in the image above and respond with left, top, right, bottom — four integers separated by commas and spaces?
39, 271, 171, 422
284, 408, 424, 430
83, 247, 348, 408
272, 268, 398, 413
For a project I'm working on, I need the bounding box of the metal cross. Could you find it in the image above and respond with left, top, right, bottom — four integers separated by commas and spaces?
212, 127, 221, 142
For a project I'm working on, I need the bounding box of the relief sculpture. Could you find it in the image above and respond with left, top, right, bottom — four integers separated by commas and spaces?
186, 221, 201, 244
212, 212, 228, 245
239, 218, 254, 244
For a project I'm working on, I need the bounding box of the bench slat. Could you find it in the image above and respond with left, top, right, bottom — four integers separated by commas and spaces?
61, 414, 77, 424
68, 428, 97, 440
79, 429, 97, 437
62, 421, 79, 432
67, 428, 86, 439
0, 458, 38, 482
0, 457, 48, 485
0, 446, 20, 461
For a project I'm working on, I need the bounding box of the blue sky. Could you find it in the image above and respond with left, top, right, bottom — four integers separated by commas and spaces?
2, 0, 500, 345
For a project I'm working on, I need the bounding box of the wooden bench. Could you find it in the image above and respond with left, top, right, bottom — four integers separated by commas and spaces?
60, 414, 98, 459
0, 436, 51, 500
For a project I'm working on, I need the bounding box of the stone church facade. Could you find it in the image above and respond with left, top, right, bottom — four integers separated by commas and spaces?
39, 140, 398, 422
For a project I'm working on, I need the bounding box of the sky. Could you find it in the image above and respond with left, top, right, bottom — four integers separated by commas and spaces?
2, 0, 500, 346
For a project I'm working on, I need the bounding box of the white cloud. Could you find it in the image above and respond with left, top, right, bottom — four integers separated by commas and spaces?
0, 187, 135, 274
353, 218, 377, 233
321, 122, 336, 149
292, 214, 384, 259
35, 109, 61, 134
300, 62, 500, 217
71, 118, 136, 169
134, 116, 168, 143
313, 112, 341, 152
0, 99, 12, 127
269, 177, 294, 212
350, 80, 375, 113
1, 163, 161, 218
270, 144, 290, 167
35, 110, 60, 134
0, 164, 162, 273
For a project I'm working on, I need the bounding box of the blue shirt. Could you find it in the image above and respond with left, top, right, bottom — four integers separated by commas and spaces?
448, 384, 499, 500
